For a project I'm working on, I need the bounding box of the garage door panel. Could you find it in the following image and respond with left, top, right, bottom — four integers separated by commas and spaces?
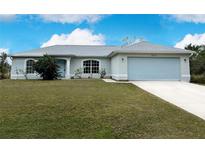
128, 57, 180, 80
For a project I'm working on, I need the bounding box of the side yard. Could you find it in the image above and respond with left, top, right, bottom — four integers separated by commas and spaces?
0, 79, 205, 138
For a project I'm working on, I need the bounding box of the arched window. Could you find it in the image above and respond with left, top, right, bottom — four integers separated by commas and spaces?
26, 60, 35, 74
83, 60, 99, 74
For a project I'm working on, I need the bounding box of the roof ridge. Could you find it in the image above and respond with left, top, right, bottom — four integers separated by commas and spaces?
124, 41, 186, 50
47, 44, 119, 47
122, 40, 149, 47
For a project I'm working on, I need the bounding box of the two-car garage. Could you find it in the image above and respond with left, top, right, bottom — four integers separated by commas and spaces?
128, 57, 181, 81
110, 41, 191, 82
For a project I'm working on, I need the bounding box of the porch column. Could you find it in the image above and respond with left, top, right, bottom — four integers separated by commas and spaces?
65, 57, 71, 79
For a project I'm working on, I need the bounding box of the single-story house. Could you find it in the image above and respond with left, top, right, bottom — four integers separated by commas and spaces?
10, 41, 192, 81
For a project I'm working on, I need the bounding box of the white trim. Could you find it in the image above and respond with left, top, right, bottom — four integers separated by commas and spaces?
11, 74, 41, 80
65, 58, 71, 79
181, 74, 191, 82
55, 57, 70, 61
81, 59, 101, 76
111, 74, 128, 80
70, 73, 111, 77
126, 54, 184, 58
182, 74, 191, 77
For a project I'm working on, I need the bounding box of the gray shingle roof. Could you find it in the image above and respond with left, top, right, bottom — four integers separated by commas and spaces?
11, 41, 192, 58
12, 45, 120, 57
108, 41, 193, 56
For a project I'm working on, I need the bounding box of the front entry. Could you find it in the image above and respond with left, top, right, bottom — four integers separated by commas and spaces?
56, 59, 66, 78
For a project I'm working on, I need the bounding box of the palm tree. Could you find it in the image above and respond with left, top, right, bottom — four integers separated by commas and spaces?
185, 44, 205, 57
185, 44, 205, 75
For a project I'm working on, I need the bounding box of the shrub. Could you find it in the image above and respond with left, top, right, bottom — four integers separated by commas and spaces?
100, 68, 106, 78
191, 74, 205, 84
185, 44, 205, 76
34, 55, 60, 80
0, 52, 10, 79
18, 69, 28, 80
74, 68, 83, 79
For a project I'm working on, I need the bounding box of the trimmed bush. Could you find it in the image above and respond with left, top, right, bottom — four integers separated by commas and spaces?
100, 68, 106, 78
191, 75, 205, 84
34, 55, 60, 80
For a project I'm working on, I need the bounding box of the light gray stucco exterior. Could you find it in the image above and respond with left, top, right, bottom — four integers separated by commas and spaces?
110, 53, 190, 81
70, 57, 111, 78
11, 57, 111, 80
10, 41, 192, 82
11, 57, 40, 79
11, 57, 70, 79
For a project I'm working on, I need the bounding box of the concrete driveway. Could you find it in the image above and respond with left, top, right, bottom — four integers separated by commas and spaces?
131, 81, 205, 120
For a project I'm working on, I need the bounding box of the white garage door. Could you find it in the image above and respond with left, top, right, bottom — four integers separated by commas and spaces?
128, 57, 180, 80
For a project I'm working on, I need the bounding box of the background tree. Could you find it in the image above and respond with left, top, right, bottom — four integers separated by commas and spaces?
34, 55, 60, 80
185, 44, 205, 75
185, 44, 205, 83
0, 52, 10, 79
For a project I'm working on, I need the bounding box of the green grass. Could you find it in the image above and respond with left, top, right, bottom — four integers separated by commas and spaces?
0, 79, 205, 138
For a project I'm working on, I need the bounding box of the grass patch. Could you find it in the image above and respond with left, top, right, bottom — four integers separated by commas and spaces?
0, 79, 205, 138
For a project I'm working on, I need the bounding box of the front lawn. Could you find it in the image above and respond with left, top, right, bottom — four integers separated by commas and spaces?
0, 79, 205, 138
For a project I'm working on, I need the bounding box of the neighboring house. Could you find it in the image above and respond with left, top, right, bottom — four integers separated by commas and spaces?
10, 41, 192, 81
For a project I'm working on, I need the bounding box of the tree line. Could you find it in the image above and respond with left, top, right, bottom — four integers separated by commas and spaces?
185, 44, 205, 83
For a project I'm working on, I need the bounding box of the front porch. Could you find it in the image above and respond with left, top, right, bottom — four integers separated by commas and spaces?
57, 57, 105, 79
56, 58, 70, 79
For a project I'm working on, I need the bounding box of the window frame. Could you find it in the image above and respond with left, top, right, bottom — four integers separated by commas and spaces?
25, 59, 36, 74
82, 59, 100, 74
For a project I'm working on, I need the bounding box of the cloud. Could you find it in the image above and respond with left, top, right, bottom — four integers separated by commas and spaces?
0, 48, 12, 64
0, 48, 9, 54
0, 14, 16, 22
168, 15, 205, 24
39, 14, 105, 24
41, 28, 105, 47
0, 14, 107, 24
175, 33, 205, 49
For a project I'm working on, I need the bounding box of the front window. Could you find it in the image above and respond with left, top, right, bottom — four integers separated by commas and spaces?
83, 60, 99, 74
91, 60, 99, 73
26, 60, 35, 74
83, 60, 91, 74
